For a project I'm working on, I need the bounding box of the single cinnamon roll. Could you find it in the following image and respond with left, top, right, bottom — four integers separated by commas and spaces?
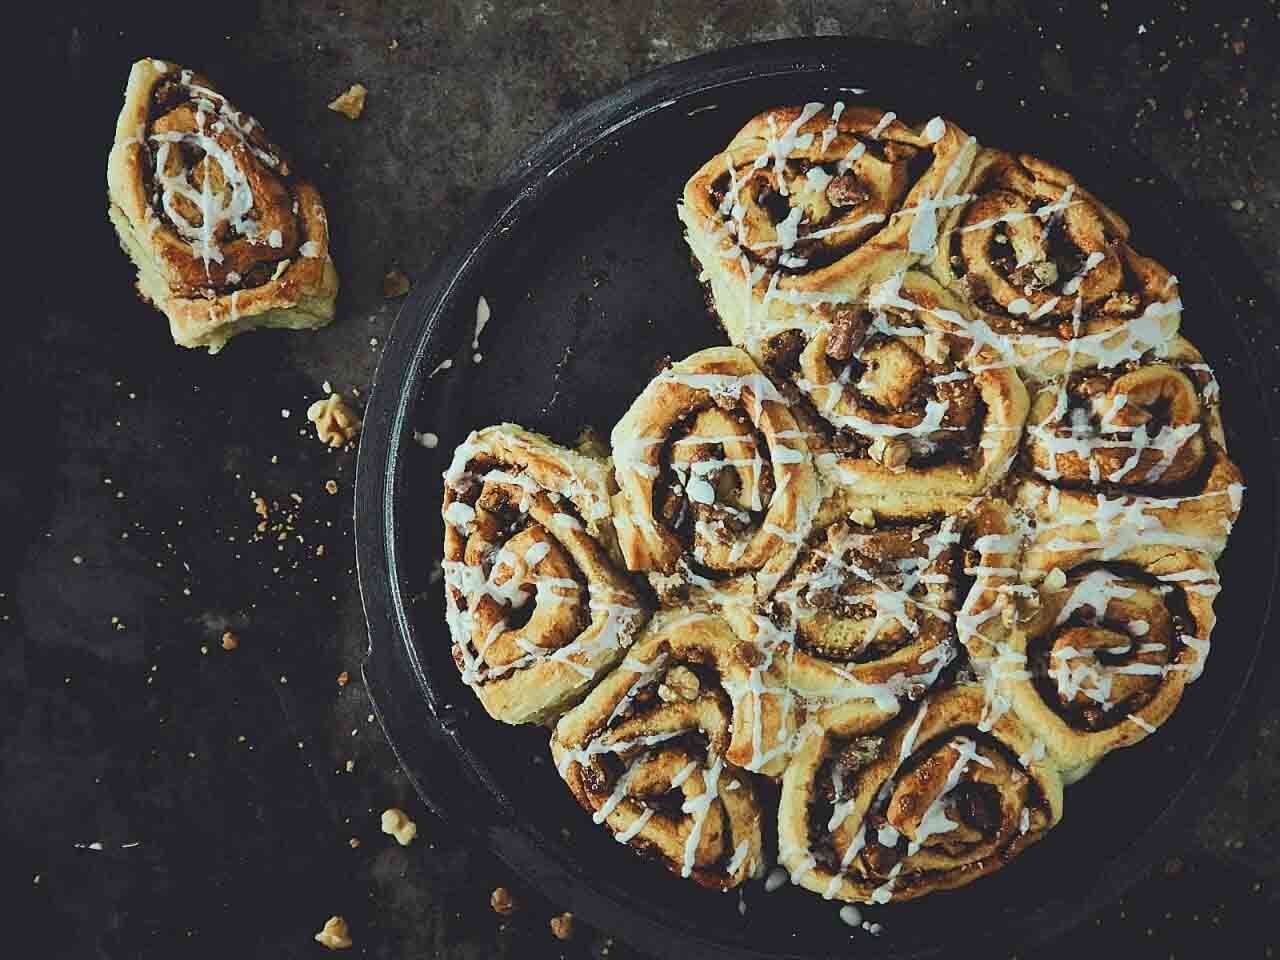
610, 346, 818, 599
551, 610, 776, 888
107, 58, 339, 352
758, 271, 1027, 516
979, 532, 1220, 783
680, 105, 977, 349
1016, 338, 1243, 558
778, 684, 1062, 904
442, 424, 649, 724
925, 150, 1180, 377
730, 498, 1021, 721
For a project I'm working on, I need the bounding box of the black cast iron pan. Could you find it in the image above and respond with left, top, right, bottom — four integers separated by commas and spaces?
353, 38, 1280, 959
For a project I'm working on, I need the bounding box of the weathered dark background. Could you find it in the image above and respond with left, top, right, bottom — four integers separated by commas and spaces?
12, 2, 1278, 957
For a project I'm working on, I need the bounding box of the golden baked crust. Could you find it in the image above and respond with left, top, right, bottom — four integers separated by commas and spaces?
107, 58, 339, 352
680, 107, 977, 349
777, 684, 1064, 904
923, 149, 1180, 378
988, 540, 1220, 784
757, 270, 1029, 517
550, 609, 771, 888
609, 346, 819, 598
442, 424, 649, 724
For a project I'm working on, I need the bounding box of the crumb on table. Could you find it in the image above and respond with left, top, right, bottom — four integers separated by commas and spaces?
307, 394, 362, 448
490, 886, 518, 916
327, 84, 368, 119
549, 912, 574, 940
314, 915, 353, 950
380, 808, 417, 846
383, 270, 411, 298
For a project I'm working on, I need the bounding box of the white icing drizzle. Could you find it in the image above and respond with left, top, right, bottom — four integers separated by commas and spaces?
473, 296, 492, 350
680, 758, 725, 877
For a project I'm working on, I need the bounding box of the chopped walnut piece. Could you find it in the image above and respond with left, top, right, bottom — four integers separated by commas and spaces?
348, 837, 361, 849
220, 631, 239, 651
336, 670, 350, 686
382, 270, 411, 298
658, 665, 700, 702
327, 83, 368, 120
825, 171, 869, 208
253, 496, 269, 519
868, 436, 911, 472
825, 307, 869, 361
490, 886, 518, 916
550, 912, 575, 941
314, 916, 353, 950
324, 479, 339, 495
380, 808, 418, 846
1010, 260, 1059, 291
1103, 291, 1141, 315
848, 507, 876, 527
308, 394, 362, 448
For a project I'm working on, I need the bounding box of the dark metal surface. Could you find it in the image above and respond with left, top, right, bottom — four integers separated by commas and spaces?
354, 38, 1280, 960
13, 4, 1278, 958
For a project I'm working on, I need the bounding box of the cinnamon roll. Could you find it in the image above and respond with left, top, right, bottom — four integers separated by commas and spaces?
1015, 337, 1243, 558
925, 150, 1179, 377
758, 270, 1028, 516
442, 425, 649, 724
107, 58, 339, 352
728, 498, 1021, 720
680, 105, 977, 349
550, 609, 774, 887
982, 532, 1220, 784
778, 684, 1063, 904
610, 347, 818, 599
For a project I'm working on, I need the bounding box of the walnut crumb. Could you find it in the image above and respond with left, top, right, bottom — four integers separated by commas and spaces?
657, 665, 700, 702
383, 270, 411, 298
253, 496, 269, 519
314, 916, 352, 950
325, 480, 340, 495
490, 886, 518, 916
549, 912, 574, 940
327, 84, 367, 119
308, 394, 362, 448
868, 436, 911, 472
380, 808, 418, 846
337, 670, 350, 686
848, 507, 876, 527
221, 631, 239, 651
348, 837, 361, 849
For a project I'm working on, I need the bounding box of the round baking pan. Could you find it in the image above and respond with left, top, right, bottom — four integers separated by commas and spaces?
353, 38, 1279, 959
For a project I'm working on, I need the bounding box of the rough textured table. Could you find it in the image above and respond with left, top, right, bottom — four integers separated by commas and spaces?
12, 2, 1278, 957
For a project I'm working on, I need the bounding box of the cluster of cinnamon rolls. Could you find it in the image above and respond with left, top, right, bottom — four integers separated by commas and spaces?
439, 103, 1243, 907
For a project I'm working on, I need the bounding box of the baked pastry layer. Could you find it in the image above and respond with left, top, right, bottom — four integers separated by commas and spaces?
107, 58, 339, 352
436, 99, 1244, 912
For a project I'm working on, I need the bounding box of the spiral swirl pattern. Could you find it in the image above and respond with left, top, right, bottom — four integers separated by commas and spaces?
442, 425, 649, 724
610, 346, 818, 597
107, 58, 338, 351
551, 610, 774, 887
778, 685, 1062, 904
